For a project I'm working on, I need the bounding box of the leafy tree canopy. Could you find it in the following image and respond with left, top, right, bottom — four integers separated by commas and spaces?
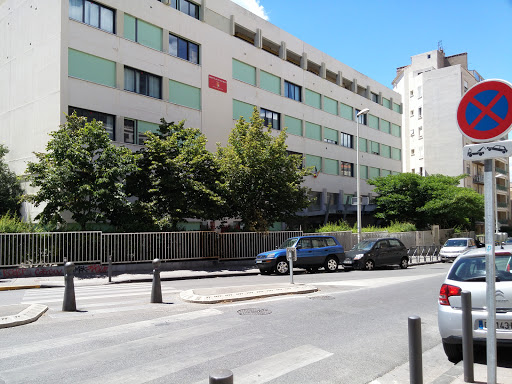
0, 145, 23, 217
26, 113, 138, 230
368, 173, 484, 230
216, 108, 311, 232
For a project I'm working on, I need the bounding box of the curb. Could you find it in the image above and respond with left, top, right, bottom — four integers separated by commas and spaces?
0, 304, 48, 329
0, 285, 42, 291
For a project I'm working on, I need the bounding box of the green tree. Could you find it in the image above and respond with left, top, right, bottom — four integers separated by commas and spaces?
0, 145, 23, 216
26, 113, 138, 230
127, 119, 225, 230
217, 108, 311, 232
368, 173, 484, 229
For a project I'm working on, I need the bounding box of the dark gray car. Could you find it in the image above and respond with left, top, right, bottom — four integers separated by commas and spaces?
343, 237, 408, 270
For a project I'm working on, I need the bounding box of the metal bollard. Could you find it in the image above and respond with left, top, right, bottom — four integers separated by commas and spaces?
408, 315, 423, 384
209, 369, 233, 384
462, 291, 474, 383
62, 262, 76, 312
151, 258, 162, 303
108, 256, 112, 283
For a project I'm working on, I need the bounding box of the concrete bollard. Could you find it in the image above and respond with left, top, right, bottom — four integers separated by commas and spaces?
209, 369, 233, 384
408, 315, 423, 384
62, 262, 76, 311
461, 291, 474, 383
151, 258, 162, 303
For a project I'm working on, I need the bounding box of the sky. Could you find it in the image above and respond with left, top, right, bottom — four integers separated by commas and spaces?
231, 0, 512, 90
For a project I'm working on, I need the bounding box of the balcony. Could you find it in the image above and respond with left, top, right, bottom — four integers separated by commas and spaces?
497, 202, 509, 208
496, 166, 508, 175
496, 184, 508, 192
473, 174, 484, 184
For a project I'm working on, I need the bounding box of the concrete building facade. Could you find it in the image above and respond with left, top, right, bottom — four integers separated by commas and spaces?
393, 49, 510, 228
1, 0, 403, 228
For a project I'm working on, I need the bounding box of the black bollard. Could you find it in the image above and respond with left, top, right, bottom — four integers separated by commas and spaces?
462, 291, 474, 383
151, 258, 162, 303
108, 255, 112, 283
209, 369, 233, 384
62, 262, 76, 311
408, 315, 423, 384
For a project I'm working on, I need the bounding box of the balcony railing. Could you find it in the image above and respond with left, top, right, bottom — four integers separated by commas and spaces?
497, 184, 508, 192
497, 202, 509, 208
496, 166, 508, 175
473, 174, 484, 184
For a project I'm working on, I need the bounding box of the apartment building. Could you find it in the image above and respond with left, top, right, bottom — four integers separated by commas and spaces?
393, 49, 510, 229
0, 0, 403, 228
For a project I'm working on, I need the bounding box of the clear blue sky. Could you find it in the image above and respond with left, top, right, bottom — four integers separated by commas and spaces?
236, 0, 512, 89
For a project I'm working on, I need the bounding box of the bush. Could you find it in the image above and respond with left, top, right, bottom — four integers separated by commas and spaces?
316, 220, 416, 234
0, 213, 44, 233
316, 220, 352, 233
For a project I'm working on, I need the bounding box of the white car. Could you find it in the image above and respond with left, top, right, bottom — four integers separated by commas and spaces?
438, 247, 512, 362
439, 238, 476, 262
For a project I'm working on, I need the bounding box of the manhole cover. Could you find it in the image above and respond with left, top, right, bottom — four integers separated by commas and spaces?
237, 308, 272, 316
309, 295, 335, 300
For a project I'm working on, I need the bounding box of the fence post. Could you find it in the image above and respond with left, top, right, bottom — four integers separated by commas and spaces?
108, 255, 112, 283
462, 291, 474, 383
151, 258, 162, 303
209, 369, 233, 384
62, 262, 76, 311
408, 315, 423, 384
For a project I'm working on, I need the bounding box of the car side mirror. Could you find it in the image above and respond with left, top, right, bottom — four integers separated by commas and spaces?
296, 245, 302, 249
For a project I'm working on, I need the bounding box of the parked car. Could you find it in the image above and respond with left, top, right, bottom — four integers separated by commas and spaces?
439, 238, 477, 262
255, 236, 345, 275
486, 144, 508, 154
343, 238, 409, 270
504, 237, 512, 245
438, 247, 512, 362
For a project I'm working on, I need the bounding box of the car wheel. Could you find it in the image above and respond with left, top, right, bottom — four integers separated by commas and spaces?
306, 267, 319, 274
259, 269, 271, 275
324, 256, 339, 272
364, 259, 375, 271
275, 258, 289, 275
400, 257, 409, 269
442, 341, 462, 363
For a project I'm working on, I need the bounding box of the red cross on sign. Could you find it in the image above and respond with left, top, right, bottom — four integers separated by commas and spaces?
457, 79, 512, 142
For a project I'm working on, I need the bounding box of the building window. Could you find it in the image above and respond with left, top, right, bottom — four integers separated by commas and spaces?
418, 107, 422, 119
124, 67, 162, 99
418, 86, 422, 98
371, 92, 379, 103
284, 81, 301, 102
260, 108, 280, 130
69, 0, 115, 33
410, 90, 414, 98
418, 126, 423, 137
410, 110, 414, 117
411, 149, 415, 156
340, 132, 353, 148
169, 34, 199, 64
427, 54, 431, 59
464, 81, 469, 93
68, 106, 115, 140
340, 162, 354, 177
355, 109, 368, 125
410, 128, 415, 137
166, 0, 200, 19
124, 119, 136, 144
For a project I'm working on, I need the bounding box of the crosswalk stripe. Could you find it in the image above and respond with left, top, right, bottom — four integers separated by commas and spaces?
21, 289, 181, 304
47, 304, 159, 318
0, 318, 246, 384
0, 308, 222, 359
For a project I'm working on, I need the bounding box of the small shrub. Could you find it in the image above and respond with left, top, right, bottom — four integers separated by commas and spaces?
0, 213, 43, 233
317, 220, 416, 234
316, 220, 352, 233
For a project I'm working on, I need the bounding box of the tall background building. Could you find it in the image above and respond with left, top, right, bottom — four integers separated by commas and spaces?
0, 0, 403, 229
393, 48, 510, 230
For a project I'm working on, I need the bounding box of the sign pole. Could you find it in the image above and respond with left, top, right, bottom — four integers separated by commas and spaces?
484, 159, 497, 384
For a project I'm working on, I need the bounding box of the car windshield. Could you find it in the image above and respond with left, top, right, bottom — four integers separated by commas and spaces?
444, 239, 468, 247
279, 238, 298, 249
448, 255, 512, 282
352, 240, 376, 251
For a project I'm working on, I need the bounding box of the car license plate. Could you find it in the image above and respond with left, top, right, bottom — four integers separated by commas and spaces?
344, 259, 353, 264
256, 260, 262, 264
478, 320, 512, 330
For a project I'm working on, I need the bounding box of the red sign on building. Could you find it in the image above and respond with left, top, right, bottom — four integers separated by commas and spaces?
208, 75, 227, 93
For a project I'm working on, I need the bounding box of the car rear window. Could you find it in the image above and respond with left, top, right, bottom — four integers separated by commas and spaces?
311, 238, 327, 248
325, 237, 337, 246
444, 239, 468, 247
388, 239, 402, 247
448, 255, 512, 282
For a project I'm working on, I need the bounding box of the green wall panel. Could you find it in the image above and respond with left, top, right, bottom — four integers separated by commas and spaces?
284, 115, 302, 136
391, 147, 401, 160
324, 158, 338, 175
380, 119, 391, 134
381, 144, 391, 158
360, 165, 368, 179
305, 154, 322, 171
260, 70, 280, 95
358, 137, 367, 152
68, 48, 116, 87
383, 97, 391, 109
323, 127, 338, 143
391, 123, 401, 137
323, 96, 337, 115
305, 121, 321, 141
370, 141, 380, 155
124, 14, 136, 41
232, 59, 256, 86
305, 89, 321, 109
393, 102, 401, 113
169, 80, 201, 110
138, 120, 160, 135
381, 169, 391, 177
340, 103, 353, 120
137, 19, 162, 51
369, 167, 380, 179
368, 114, 379, 130
233, 99, 254, 120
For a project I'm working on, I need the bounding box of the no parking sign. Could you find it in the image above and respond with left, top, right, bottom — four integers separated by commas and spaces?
457, 79, 512, 142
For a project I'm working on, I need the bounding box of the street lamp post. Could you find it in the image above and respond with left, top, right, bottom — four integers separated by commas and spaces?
356, 108, 370, 243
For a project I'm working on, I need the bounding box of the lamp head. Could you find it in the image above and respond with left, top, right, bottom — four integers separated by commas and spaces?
357, 108, 370, 116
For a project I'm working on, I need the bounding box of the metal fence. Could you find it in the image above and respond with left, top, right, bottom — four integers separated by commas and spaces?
0, 232, 102, 267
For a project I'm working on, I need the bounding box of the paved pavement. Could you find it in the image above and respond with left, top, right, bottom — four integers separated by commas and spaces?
1, 266, 512, 383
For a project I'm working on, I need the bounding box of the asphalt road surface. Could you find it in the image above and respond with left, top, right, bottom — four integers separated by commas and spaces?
0, 263, 457, 383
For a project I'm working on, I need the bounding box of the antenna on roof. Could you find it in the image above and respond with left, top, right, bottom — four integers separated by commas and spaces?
438, 40, 443, 52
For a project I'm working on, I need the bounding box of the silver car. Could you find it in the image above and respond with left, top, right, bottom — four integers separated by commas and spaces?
438, 247, 512, 362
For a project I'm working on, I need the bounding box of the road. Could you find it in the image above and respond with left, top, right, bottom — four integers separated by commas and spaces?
0, 263, 455, 383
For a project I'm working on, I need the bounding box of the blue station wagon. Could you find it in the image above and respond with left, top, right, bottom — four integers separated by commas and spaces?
256, 236, 345, 275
